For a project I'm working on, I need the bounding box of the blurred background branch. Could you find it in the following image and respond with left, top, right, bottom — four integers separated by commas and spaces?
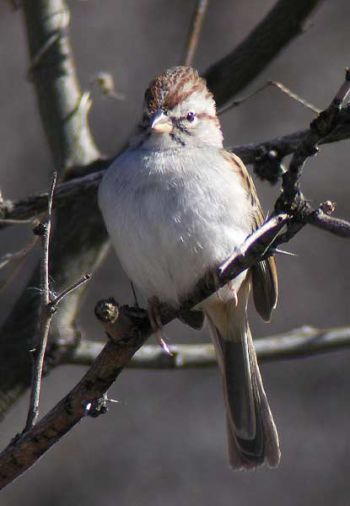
205, 0, 324, 106
182, 0, 210, 66
0, 0, 108, 420
66, 325, 350, 368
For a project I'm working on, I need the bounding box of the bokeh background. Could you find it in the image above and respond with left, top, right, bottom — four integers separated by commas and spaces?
1, 1, 350, 505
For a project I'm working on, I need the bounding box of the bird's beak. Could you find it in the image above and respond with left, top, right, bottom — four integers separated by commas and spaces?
150, 110, 173, 134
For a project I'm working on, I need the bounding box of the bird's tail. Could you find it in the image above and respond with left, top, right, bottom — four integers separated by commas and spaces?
204, 285, 280, 470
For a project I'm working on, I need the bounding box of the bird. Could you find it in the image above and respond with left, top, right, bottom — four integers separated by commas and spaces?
98, 66, 280, 470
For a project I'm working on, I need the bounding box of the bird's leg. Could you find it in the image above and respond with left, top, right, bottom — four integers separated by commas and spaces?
147, 296, 172, 355
227, 281, 239, 307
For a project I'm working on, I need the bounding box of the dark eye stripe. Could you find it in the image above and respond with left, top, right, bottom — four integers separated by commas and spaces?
169, 117, 192, 135
170, 132, 186, 146
176, 124, 192, 135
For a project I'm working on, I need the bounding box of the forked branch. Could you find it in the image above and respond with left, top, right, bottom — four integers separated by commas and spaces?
24, 173, 91, 431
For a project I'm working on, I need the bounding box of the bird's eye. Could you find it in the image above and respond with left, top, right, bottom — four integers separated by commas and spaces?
186, 111, 196, 122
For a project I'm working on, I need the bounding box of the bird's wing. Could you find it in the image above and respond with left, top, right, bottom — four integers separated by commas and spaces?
223, 151, 278, 321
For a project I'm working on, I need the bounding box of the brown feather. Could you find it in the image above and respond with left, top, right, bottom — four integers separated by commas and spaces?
144, 66, 209, 116
223, 151, 278, 320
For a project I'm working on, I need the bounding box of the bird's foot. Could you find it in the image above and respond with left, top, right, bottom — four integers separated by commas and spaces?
147, 296, 172, 356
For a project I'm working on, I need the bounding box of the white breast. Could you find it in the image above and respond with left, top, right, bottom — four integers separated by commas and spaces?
98, 146, 253, 306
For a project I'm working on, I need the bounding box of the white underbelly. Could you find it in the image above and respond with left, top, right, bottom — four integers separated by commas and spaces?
99, 147, 252, 306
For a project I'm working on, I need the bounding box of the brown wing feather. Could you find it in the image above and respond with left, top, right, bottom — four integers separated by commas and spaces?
224, 151, 278, 321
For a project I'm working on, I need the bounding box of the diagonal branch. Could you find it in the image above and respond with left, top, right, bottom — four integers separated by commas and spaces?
0, 195, 346, 487
0, 213, 289, 489
204, 0, 324, 107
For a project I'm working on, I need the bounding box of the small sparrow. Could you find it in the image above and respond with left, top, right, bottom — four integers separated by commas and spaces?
98, 66, 280, 470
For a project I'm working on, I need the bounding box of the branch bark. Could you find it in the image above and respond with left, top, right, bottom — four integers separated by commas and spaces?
24, 1, 99, 170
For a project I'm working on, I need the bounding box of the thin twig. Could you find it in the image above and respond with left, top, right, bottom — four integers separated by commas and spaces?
24, 174, 92, 432
52, 273, 91, 307
219, 80, 320, 115
24, 172, 57, 431
269, 81, 321, 113
182, 0, 209, 66
276, 69, 350, 213
65, 325, 350, 368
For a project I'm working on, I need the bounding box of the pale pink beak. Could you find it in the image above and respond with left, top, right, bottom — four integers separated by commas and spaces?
150, 111, 173, 134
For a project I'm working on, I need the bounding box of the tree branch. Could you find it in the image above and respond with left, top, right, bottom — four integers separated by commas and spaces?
2, 103, 350, 228
23, 1, 99, 170
65, 325, 350, 368
0, 96, 349, 484
0, 199, 346, 489
0, 0, 347, 467
25, 172, 57, 430
182, 0, 209, 66
0, 0, 107, 421
232, 104, 350, 163
276, 70, 350, 213
204, 0, 324, 107
0, 212, 290, 489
